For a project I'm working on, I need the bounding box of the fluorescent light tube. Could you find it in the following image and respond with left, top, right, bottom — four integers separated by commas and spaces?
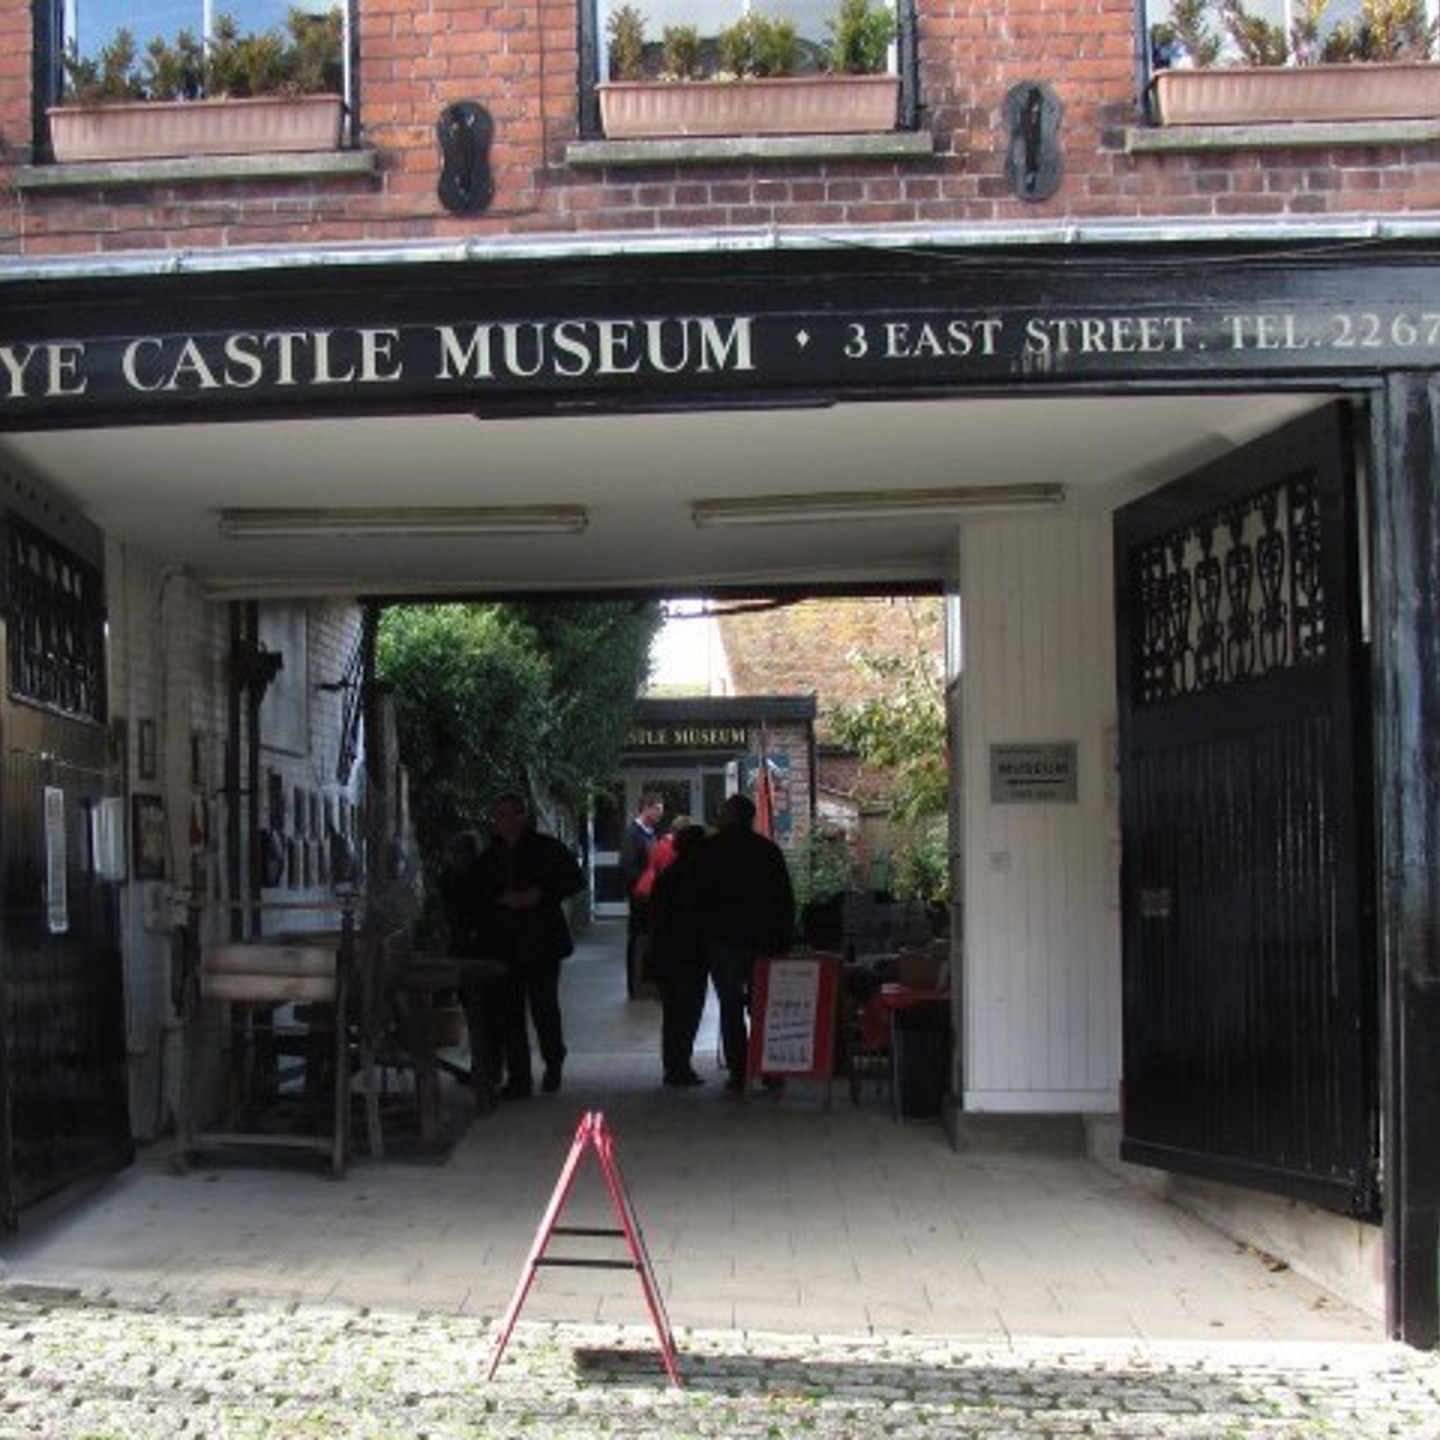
690, 485, 1066, 528
219, 505, 589, 539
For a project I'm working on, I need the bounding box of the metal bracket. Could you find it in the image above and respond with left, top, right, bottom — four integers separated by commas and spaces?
1003, 81, 1064, 203
437, 101, 495, 215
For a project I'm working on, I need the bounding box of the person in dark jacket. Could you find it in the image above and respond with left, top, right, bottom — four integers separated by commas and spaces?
692, 793, 795, 1093
649, 820, 708, 1087
474, 791, 583, 1098
439, 828, 508, 1103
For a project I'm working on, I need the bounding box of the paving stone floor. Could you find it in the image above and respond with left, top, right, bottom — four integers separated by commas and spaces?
0, 1291, 1437, 1439
1, 926, 1436, 1437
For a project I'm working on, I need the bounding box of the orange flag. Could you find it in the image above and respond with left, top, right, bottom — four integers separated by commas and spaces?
755, 727, 775, 839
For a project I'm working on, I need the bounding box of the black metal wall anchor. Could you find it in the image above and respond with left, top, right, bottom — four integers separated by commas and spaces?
1003, 81, 1063, 202
437, 101, 495, 215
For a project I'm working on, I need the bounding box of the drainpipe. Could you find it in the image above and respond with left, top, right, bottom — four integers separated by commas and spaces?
359, 603, 384, 932
245, 600, 263, 937
226, 603, 244, 943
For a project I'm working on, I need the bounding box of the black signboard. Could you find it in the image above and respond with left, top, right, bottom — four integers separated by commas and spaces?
4, 243, 1440, 426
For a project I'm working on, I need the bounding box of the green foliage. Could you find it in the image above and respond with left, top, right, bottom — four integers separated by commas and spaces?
1166, 0, 1224, 65
661, 23, 704, 79
888, 818, 949, 905
827, 0, 896, 75
607, 4, 648, 81
1180, 0, 1435, 65
501, 599, 661, 810
788, 825, 858, 910
141, 29, 206, 101
1220, 0, 1290, 64
377, 606, 552, 866
1327, 0, 1436, 59
61, 28, 147, 103
280, 7, 345, 94
379, 599, 658, 945
60, 7, 342, 104
378, 596, 659, 863
1288, 0, 1330, 61
718, 13, 799, 78
829, 644, 947, 825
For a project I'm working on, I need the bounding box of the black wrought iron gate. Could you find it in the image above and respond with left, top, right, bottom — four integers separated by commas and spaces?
0, 514, 131, 1229
1114, 404, 1377, 1215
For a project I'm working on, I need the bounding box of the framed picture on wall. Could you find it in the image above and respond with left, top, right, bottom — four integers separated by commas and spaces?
132, 794, 167, 881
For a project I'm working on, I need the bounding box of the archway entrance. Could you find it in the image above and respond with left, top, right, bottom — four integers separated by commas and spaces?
1, 233, 1435, 1343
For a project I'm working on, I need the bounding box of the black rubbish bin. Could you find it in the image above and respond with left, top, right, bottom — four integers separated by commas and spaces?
891, 1004, 950, 1121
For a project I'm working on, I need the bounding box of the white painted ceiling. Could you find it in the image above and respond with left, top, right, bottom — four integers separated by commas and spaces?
0, 391, 1336, 598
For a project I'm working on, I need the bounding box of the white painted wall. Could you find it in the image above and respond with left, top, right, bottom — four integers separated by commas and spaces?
105, 544, 365, 1139
957, 514, 1121, 1114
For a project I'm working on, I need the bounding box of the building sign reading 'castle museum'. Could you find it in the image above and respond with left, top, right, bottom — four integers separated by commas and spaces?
8, 293, 1440, 420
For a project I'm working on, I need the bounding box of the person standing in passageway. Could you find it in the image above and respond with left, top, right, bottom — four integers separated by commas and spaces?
693, 793, 795, 1095
474, 791, 583, 1099
439, 828, 507, 1103
646, 819, 709, 1087
620, 791, 665, 999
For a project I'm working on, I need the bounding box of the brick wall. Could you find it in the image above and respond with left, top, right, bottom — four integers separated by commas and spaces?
4, 0, 1438, 259
752, 716, 812, 850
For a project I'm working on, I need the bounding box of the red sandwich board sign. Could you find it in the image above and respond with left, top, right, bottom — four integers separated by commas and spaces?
744, 951, 841, 1106
486, 1111, 681, 1388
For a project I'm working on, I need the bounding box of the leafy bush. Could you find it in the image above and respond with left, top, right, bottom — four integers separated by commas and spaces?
377, 605, 553, 867
661, 23, 704, 79
60, 29, 148, 103
378, 599, 659, 941
829, 657, 947, 825
607, 4, 647, 81
1327, 0, 1436, 59
719, 13, 799, 77
1169, 0, 1435, 65
827, 0, 896, 75
788, 825, 859, 911
889, 819, 950, 906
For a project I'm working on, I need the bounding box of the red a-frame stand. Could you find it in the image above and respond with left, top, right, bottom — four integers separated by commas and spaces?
485, 1110, 681, 1387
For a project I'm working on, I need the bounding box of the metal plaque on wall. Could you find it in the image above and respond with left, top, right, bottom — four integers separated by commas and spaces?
990, 742, 1078, 804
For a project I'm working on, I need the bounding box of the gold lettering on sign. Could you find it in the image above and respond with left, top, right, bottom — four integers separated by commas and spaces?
625, 724, 749, 749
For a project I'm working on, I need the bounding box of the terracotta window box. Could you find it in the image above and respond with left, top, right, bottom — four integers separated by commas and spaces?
47, 93, 345, 163
597, 74, 900, 139
1150, 62, 1440, 126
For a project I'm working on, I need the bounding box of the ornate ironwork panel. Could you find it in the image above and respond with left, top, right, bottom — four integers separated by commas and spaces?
1131, 470, 1327, 707
3, 515, 107, 724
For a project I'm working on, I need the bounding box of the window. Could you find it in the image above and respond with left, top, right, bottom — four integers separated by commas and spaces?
594, 0, 885, 76
34, 1, 354, 157
64, 1, 298, 61
581, 0, 916, 138
1148, 0, 1388, 71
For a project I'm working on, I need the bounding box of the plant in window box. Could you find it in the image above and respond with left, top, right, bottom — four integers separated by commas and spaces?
1149, 0, 1440, 125
596, 0, 900, 140
48, 7, 345, 164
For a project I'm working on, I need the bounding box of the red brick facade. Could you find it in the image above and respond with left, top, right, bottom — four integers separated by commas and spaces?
4, 0, 1438, 259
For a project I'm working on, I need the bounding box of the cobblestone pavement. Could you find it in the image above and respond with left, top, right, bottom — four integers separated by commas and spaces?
1, 1286, 1437, 1440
